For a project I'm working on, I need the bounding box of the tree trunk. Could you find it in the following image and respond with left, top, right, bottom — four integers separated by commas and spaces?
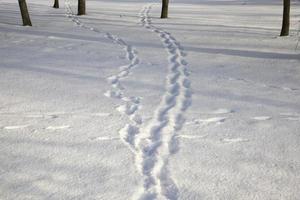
18, 0, 32, 26
53, 0, 59, 8
280, 0, 290, 36
78, 0, 86, 15
161, 0, 169, 18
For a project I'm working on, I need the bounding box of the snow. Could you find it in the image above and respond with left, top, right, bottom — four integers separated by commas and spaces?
1, 0, 300, 199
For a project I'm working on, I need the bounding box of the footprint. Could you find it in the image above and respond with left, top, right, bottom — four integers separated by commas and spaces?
119, 124, 139, 153
130, 114, 143, 125
119, 124, 138, 145
118, 70, 130, 78
46, 125, 70, 130
122, 96, 141, 104
116, 103, 138, 116
112, 81, 124, 90
104, 90, 122, 98
107, 76, 119, 84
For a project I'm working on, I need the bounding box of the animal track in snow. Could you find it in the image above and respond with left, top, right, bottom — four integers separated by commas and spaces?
65, 0, 142, 152
116, 103, 139, 116
119, 124, 139, 153
128, 4, 192, 200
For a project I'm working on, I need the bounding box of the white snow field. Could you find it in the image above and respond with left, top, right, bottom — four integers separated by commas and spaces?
1, 0, 300, 199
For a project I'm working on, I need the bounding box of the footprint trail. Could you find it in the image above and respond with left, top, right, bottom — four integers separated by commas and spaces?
65, 0, 142, 152
131, 4, 192, 200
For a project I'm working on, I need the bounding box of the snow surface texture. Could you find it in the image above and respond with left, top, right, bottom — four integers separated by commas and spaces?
1, 0, 300, 199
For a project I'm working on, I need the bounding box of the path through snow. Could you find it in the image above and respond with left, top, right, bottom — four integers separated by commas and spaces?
131, 4, 192, 199
65, 0, 142, 153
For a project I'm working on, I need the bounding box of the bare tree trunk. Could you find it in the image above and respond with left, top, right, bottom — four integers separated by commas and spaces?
78, 0, 86, 15
53, 0, 59, 8
280, 0, 290, 36
161, 0, 169, 18
18, 0, 32, 26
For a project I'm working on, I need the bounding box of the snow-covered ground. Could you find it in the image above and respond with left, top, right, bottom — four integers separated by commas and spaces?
1, 0, 300, 199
